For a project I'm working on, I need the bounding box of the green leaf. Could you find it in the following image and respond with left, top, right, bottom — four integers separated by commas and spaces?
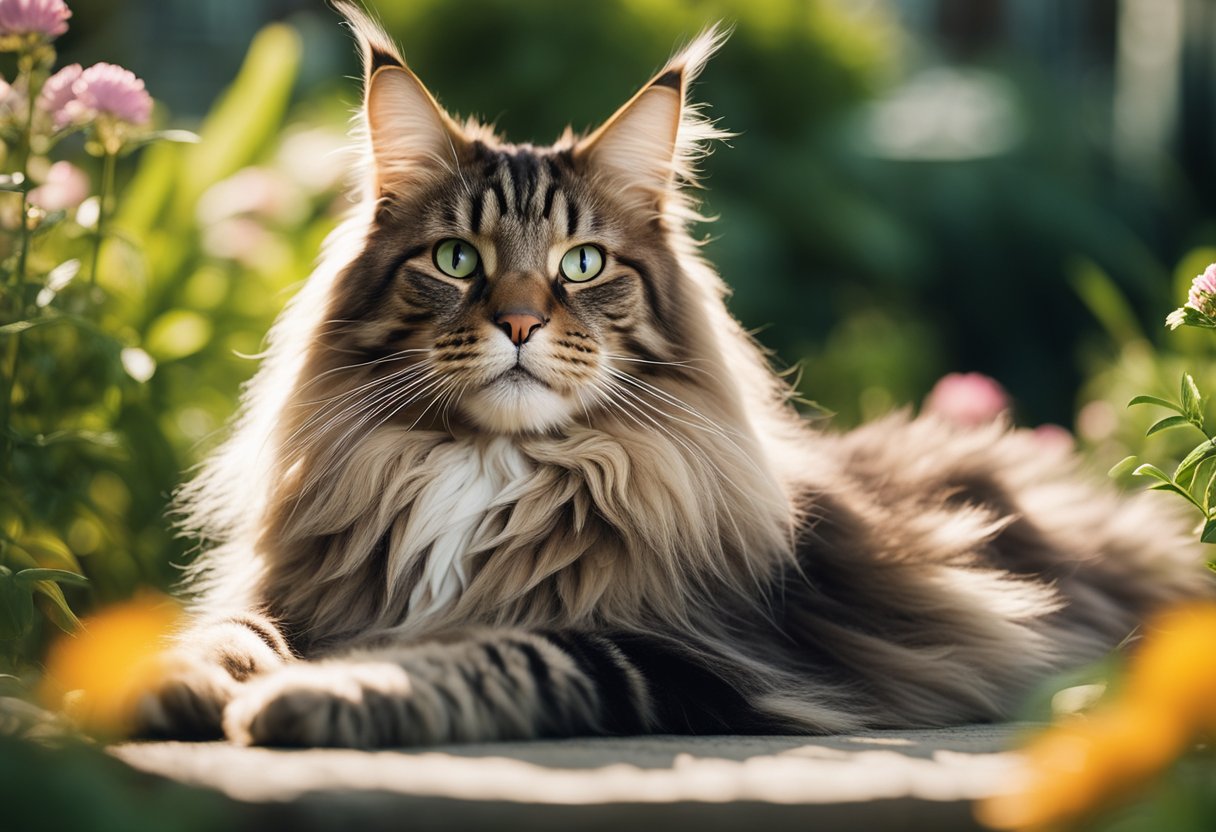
1108, 455, 1139, 478
1133, 463, 1173, 484
1182, 373, 1204, 425
0, 673, 24, 695
1202, 520, 1216, 544
0, 320, 37, 336
30, 209, 67, 236
8, 530, 81, 573
1205, 462, 1216, 513
18, 429, 121, 450
13, 568, 89, 588
174, 23, 302, 219
1146, 415, 1191, 436
1175, 440, 1216, 481
121, 129, 202, 155
1127, 395, 1184, 414
1146, 480, 1208, 514
31, 581, 82, 633
1070, 259, 1145, 346
0, 569, 35, 641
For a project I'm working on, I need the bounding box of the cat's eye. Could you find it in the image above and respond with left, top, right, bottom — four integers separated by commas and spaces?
433, 238, 480, 279
559, 244, 605, 283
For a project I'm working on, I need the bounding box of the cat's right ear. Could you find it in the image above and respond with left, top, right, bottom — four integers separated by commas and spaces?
334, 1, 466, 199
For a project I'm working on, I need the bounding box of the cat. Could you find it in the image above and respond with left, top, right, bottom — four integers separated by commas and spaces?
133, 2, 1211, 747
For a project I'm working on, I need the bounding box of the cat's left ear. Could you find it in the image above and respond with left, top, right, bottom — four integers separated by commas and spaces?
575, 26, 729, 211
336, 1, 467, 199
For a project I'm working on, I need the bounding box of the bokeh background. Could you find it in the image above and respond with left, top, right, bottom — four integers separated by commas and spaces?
6, 3, 1216, 829
8, 0, 1216, 648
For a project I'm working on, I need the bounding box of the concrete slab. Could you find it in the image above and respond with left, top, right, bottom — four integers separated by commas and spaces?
113, 724, 1027, 831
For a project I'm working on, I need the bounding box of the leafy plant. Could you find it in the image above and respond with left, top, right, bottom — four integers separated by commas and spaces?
0, 0, 196, 674
1113, 265, 1216, 550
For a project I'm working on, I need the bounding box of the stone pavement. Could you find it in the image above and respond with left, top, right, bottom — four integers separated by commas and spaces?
113, 723, 1026, 831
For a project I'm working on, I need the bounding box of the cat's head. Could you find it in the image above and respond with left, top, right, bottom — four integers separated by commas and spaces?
319, 3, 728, 435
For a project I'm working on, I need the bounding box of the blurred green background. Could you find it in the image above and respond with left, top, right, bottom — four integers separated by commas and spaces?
7, 0, 1216, 640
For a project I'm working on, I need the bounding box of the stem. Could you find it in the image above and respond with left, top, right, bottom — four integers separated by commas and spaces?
13, 54, 37, 296
89, 151, 116, 287
1, 52, 41, 487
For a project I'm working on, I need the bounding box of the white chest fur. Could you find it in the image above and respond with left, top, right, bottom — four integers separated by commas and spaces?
391, 436, 531, 625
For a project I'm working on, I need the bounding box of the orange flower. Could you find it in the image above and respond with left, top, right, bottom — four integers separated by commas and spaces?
1123, 603, 1216, 731
976, 601, 1216, 831
40, 593, 181, 737
976, 705, 1187, 830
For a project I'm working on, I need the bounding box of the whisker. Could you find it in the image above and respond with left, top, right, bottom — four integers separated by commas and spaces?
607, 367, 747, 445
290, 371, 446, 501
299, 348, 431, 391
603, 352, 714, 378
295, 359, 430, 407
282, 363, 432, 452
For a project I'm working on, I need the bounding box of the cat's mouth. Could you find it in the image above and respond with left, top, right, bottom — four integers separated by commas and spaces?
493, 364, 550, 389
462, 362, 573, 433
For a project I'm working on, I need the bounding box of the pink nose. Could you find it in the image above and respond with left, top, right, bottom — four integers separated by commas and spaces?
495, 311, 546, 346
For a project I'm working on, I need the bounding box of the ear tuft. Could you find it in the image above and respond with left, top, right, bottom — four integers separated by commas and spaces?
333, 1, 464, 199
650, 69, 682, 92
664, 23, 729, 89
575, 24, 732, 216
331, 0, 405, 75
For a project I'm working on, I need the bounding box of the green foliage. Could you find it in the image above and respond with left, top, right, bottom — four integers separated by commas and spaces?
1111, 274, 1216, 552
1118, 375, 1216, 522
0, 733, 237, 832
0, 22, 317, 674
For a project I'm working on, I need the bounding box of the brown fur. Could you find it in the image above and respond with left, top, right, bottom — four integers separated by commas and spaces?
134, 4, 1212, 746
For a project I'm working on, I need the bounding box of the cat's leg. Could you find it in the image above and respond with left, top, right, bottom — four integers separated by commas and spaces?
132, 612, 294, 739
223, 629, 776, 748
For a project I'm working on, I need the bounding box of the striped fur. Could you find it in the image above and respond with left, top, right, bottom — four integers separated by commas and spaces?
132, 3, 1212, 747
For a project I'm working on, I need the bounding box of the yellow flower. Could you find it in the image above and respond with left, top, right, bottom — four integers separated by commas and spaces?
1124, 603, 1216, 730
976, 601, 1216, 831
40, 593, 180, 738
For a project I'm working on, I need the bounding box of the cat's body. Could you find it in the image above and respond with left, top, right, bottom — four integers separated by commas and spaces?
135, 5, 1210, 747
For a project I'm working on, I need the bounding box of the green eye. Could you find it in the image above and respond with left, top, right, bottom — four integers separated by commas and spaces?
560, 244, 605, 283
434, 238, 480, 279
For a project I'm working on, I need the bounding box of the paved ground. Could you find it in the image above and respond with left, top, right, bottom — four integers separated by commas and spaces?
113, 723, 1027, 831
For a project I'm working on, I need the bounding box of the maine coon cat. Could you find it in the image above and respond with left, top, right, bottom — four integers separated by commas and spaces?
135, 3, 1210, 747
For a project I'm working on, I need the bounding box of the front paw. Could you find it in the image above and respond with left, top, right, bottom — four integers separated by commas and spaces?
131, 654, 240, 740
223, 662, 412, 748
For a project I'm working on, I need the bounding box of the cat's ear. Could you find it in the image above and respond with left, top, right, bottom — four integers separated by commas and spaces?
575, 26, 730, 211
335, 1, 466, 198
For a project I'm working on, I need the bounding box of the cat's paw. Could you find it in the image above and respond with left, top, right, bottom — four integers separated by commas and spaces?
130, 654, 240, 740
222, 661, 412, 748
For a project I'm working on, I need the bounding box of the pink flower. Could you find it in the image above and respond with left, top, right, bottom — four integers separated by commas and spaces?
0, 0, 71, 41
923, 372, 1010, 426
1031, 423, 1074, 457
66, 62, 151, 128
28, 160, 88, 211
37, 62, 80, 129
1187, 263, 1216, 316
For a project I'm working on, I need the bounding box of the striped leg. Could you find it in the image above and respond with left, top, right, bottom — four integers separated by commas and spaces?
132, 612, 294, 739
222, 629, 778, 748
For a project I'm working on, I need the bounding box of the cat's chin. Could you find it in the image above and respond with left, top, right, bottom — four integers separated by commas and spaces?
460, 372, 576, 434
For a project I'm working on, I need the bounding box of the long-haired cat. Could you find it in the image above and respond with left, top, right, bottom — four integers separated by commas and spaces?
135, 3, 1210, 747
